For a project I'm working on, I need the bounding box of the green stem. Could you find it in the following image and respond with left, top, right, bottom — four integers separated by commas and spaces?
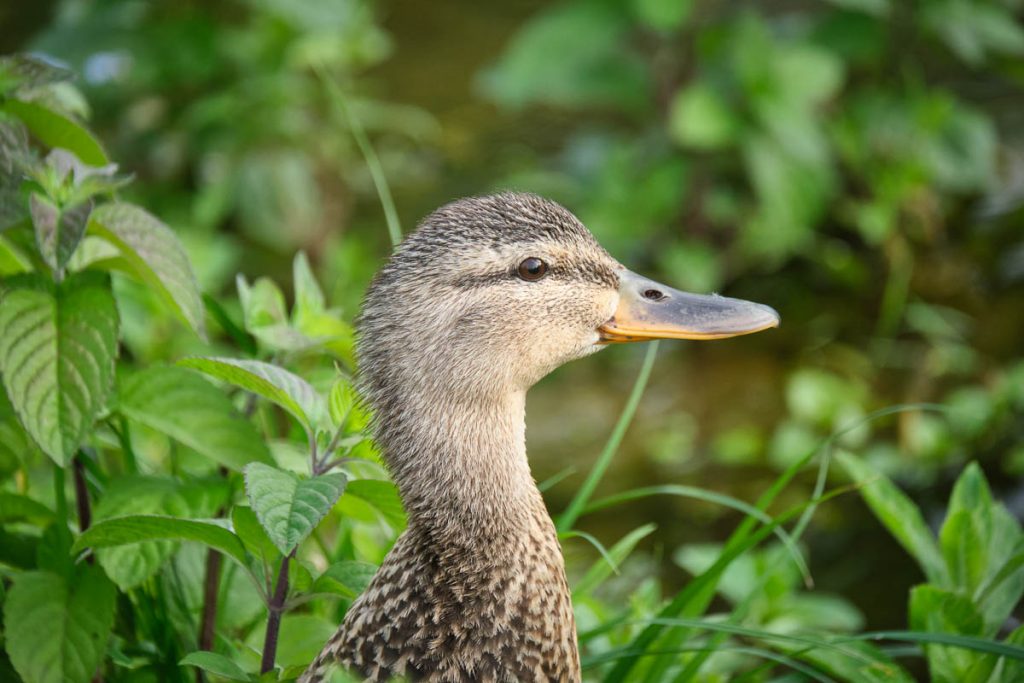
115, 416, 138, 474
557, 341, 659, 533
53, 464, 68, 524
876, 236, 913, 337
314, 63, 402, 248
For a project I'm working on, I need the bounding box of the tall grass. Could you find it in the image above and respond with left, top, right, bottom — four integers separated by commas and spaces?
552, 346, 1024, 682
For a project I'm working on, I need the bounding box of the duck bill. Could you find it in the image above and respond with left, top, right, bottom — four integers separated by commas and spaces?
598, 270, 780, 343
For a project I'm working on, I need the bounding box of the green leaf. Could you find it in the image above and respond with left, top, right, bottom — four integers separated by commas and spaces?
312, 560, 377, 600
793, 639, 913, 683
3, 565, 116, 683
669, 82, 739, 149
996, 624, 1024, 683
29, 194, 92, 271
2, 99, 108, 166
910, 585, 992, 683
180, 652, 253, 682
92, 476, 190, 590
940, 464, 1024, 629
88, 202, 206, 338
941, 510, 988, 594
0, 492, 54, 523
345, 479, 406, 530
0, 420, 28, 477
838, 453, 947, 585
823, 0, 889, 16
72, 515, 249, 568
119, 365, 273, 471
0, 274, 119, 464
246, 614, 337, 669
41, 149, 130, 204
328, 379, 358, 429
574, 523, 656, 597
244, 463, 347, 555
231, 505, 280, 562
179, 357, 324, 434
479, 2, 650, 112
0, 55, 73, 95
236, 274, 315, 351
292, 251, 325, 323
237, 274, 288, 330
631, 0, 692, 31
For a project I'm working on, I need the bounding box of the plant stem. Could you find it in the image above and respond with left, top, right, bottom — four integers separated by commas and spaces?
260, 552, 293, 674
199, 468, 230, 653
198, 548, 223, 651
557, 342, 659, 533
72, 453, 92, 532
314, 423, 347, 475
116, 416, 138, 474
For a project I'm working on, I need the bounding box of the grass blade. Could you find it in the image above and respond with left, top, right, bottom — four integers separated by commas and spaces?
558, 342, 659, 533
608, 404, 943, 683
583, 484, 812, 589
583, 644, 836, 683
314, 64, 402, 248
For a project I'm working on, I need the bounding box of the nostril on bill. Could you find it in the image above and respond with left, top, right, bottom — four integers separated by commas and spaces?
642, 288, 666, 301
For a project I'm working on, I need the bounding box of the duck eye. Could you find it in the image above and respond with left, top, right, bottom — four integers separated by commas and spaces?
517, 257, 548, 281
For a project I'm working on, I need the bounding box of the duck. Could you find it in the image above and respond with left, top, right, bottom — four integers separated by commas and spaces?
300, 192, 779, 683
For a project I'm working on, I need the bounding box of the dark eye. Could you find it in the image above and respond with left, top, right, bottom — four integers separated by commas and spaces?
517, 257, 548, 281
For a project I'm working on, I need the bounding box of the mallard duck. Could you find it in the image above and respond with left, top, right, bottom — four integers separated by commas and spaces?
301, 193, 779, 683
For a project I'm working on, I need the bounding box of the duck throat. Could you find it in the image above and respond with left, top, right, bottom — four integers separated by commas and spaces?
345, 387, 581, 681
375, 388, 546, 543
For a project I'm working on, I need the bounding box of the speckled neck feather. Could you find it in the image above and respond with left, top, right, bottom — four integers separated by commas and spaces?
301, 194, 597, 683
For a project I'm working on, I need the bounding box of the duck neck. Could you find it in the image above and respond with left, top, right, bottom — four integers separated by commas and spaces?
376, 387, 549, 548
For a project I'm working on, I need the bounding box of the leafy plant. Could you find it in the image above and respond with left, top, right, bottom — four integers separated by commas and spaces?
842, 456, 1024, 683
0, 53, 398, 682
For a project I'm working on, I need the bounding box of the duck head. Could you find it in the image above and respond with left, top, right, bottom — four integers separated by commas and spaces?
357, 192, 779, 405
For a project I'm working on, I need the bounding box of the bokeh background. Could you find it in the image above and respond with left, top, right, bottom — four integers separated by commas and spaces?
5, 0, 1024, 648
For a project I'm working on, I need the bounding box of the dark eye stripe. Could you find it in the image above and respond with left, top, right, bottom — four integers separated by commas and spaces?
452, 260, 618, 289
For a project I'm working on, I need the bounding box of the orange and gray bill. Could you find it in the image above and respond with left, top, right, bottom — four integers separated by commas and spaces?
599, 269, 780, 343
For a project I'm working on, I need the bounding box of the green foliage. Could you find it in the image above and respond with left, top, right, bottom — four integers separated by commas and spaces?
180, 651, 253, 682
88, 203, 206, 338
1, 0, 1023, 677
1, 99, 107, 166
0, 273, 118, 464
244, 463, 346, 556
180, 357, 325, 436
118, 365, 273, 471
842, 456, 1024, 682
74, 515, 250, 568
91, 476, 190, 590
3, 565, 116, 683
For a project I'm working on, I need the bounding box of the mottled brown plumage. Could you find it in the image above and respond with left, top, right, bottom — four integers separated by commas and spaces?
301, 193, 779, 682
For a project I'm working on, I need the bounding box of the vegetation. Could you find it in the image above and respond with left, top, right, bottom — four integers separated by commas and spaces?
1, 0, 1023, 681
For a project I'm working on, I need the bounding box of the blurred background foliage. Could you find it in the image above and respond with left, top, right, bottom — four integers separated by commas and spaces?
3, 0, 1024, 677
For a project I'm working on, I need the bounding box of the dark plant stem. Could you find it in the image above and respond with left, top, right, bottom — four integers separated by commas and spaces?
198, 549, 223, 650
72, 454, 92, 532
199, 467, 230, 654
260, 552, 293, 674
